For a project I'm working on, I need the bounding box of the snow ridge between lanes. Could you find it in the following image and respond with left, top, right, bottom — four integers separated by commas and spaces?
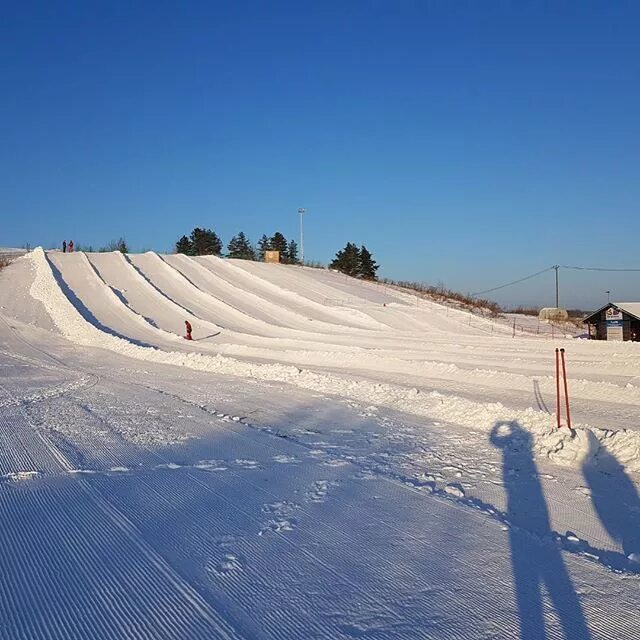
28, 247, 640, 473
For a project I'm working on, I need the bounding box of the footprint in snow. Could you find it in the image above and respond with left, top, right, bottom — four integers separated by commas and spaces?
214, 535, 237, 549
351, 470, 377, 481
574, 486, 592, 497
262, 501, 299, 517
306, 480, 335, 503
307, 449, 328, 459
155, 462, 182, 470
272, 454, 299, 464
323, 458, 350, 468
194, 460, 228, 472
235, 459, 260, 469
212, 553, 244, 575
259, 519, 297, 536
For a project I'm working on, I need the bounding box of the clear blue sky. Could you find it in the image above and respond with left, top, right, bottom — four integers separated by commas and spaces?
1, 1, 639, 309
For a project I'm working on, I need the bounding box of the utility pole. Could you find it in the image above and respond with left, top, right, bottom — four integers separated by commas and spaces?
606, 290, 611, 303
298, 208, 306, 265
553, 265, 560, 308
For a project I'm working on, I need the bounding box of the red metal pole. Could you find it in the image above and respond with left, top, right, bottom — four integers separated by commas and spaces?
560, 348, 572, 430
555, 348, 561, 428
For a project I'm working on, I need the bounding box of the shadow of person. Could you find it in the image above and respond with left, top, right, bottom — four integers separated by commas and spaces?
583, 447, 640, 563
491, 421, 591, 640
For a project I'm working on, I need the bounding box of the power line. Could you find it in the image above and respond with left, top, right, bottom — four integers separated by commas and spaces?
561, 265, 640, 272
471, 267, 554, 297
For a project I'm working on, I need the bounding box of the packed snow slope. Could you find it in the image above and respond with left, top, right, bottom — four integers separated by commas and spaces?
0, 249, 638, 639
31, 249, 640, 471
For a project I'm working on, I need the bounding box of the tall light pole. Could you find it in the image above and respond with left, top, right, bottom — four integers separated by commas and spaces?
298, 208, 306, 265
606, 290, 611, 303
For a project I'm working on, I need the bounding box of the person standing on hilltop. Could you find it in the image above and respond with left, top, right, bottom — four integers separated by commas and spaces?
68, 240, 74, 253
184, 320, 193, 340
62, 240, 66, 253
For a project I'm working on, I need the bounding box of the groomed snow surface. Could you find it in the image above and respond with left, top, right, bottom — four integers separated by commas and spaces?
0, 248, 638, 639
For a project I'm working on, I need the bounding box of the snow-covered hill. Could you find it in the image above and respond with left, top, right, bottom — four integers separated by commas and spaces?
0, 249, 638, 639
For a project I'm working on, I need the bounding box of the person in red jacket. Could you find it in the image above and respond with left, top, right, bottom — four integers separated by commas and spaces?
184, 320, 193, 340
68, 240, 74, 253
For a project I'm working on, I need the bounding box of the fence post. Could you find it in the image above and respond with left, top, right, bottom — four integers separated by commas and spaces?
555, 348, 561, 428
560, 348, 572, 430
512, 318, 516, 338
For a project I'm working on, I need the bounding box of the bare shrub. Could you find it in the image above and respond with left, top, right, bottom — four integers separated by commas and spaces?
379, 277, 502, 317
506, 306, 540, 316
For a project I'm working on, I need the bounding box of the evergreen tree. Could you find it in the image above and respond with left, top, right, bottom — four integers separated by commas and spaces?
175, 235, 194, 255
190, 227, 222, 256
227, 232, 256, 260
257, 234, 271, 261
358, 245, 379, 280
329, 242, 361, 277
116, 237, 128, 254
285, 239, 299, 264
270, 232, 288, 262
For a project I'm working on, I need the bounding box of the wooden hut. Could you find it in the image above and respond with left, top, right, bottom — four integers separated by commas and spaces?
583, 303, 640, 341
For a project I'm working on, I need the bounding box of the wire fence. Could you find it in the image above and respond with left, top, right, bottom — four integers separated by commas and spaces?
323, 277, 583, 339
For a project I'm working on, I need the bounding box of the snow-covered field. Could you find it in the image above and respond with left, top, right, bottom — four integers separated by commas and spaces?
0, 249, 638, 639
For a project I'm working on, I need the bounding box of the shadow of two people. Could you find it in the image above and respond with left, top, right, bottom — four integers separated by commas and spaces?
491, 421, 591, 640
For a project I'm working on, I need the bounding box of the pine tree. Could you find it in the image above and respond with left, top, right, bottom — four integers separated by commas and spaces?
116, 237, 128, 254
286, 239, 299, 264
358, 245, 379, 280
329, 242, 361, 277
190, 228, 222, 256
175, 235, 194, 255
257, 234, 271, 261
227, 232, 256, 260
270, 232, 288, 262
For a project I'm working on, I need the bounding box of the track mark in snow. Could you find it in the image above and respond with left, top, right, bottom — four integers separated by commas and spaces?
2, 470, 41, 482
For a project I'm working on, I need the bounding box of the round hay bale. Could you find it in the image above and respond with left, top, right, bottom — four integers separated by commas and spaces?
539, 307, 568, 322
